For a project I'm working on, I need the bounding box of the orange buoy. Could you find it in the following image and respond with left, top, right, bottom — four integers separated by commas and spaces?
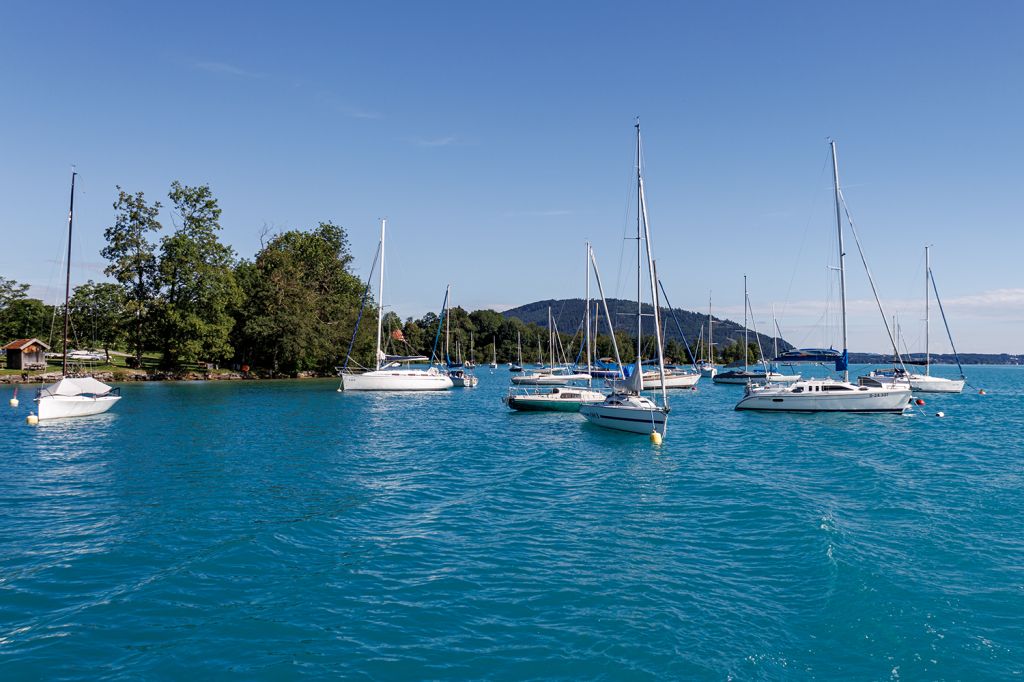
979, 389, 986, 395
915, 398, 925, 406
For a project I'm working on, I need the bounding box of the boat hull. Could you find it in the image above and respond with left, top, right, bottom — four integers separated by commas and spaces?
713, 371, 800, 385
735, 383, 911, 412
36, 394, 120, 420
642, 372, 700, 389
505, 388, 605, 412
908, 374, 965, 393
580, 402, 668, 435
341, 370, 453, 391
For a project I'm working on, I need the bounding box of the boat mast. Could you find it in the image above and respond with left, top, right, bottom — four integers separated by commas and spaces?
830, 141, 850, 383
637, 122, 668, 406
585, 241, 592, 388
708, 291, 713, 364
925, 244, 931, 376
62, 170, 76, 377
445, 286, 451, 366
635, 120, 643, 382
743, 275, 749, 373
374, 219, 386, 371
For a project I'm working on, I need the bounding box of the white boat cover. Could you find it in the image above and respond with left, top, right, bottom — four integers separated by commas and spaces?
41, 377, 113, 397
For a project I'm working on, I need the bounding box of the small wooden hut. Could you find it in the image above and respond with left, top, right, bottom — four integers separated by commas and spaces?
2, 338, 50, 370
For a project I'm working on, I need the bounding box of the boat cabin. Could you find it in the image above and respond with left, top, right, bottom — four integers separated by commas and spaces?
2, 338, 50, 370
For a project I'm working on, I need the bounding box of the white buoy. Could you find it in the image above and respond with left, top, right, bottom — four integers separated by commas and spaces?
650, 430, 663, 445
26, 413, 39, 426
9, 397, 18, 408
935, 411, 945, 418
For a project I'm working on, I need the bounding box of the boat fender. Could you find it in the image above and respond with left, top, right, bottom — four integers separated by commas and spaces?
650, 430, 662, 445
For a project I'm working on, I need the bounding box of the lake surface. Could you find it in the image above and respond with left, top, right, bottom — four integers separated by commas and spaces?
1, 366, 1022, 679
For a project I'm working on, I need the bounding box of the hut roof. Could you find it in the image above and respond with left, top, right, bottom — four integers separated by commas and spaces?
2, 338, 51, 351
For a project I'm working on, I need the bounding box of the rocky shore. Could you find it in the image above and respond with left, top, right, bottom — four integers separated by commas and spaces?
0, 370, 327, 385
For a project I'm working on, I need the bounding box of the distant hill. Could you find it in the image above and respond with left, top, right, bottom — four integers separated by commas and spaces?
849, 352, 1023, 366
502, 298, 791, 354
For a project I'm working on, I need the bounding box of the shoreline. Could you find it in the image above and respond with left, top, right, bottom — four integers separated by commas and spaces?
0, 370, 334, 385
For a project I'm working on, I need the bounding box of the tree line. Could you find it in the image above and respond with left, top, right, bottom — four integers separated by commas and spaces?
1, 182, 761, 374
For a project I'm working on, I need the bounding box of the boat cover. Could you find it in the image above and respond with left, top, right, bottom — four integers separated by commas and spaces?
41, 377, 113, 397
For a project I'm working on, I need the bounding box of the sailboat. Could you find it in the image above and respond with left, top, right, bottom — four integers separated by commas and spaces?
510, 307, 591, 385
906, 246, 966, 393
698, 293, 718, 377
34, 170, 122, 421
340, 220, 453, 391
735, 141, 912, 413
509, 330, 524, 372
580, 121, 670, 437
713, 276, 800, 384
446, 298, 478, 387
489, 336, 498, 369
504, 243, 605, 411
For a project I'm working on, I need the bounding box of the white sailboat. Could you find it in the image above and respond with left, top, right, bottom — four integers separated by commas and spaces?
489, 335, 498, 369
35, 170, 121, 421
906, 246, 965, 393
735, 141, 912, 413
340, 220, 453, 391
510, 307, 591, 385
713, 276, 800, 385
442, 289, 478, 387
698, 293, 718, 377
580, 121, 670, 437
505, 243, 605, 411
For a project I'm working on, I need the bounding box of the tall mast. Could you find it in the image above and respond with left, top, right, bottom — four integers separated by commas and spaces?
374, 219, 386, 370
635, 119, 643, 375
925, 244, 931, 376
62, 170, 77, 377
445, 285, 451, 365
585, 241, 592, 387
548, 306, 553, 366
708, 291, 713, 364
772, 303, 778, 362
743, 275, 749, 373
830, 140, 850, 382
636, 120, 668, 406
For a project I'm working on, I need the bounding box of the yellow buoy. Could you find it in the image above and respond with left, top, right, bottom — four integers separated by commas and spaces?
9, 398, 18, 408
26, 413, 39, 426
650, 430, 663, 445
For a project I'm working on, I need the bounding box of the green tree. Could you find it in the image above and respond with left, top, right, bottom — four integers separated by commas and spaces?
102, 187, 162, 366
69, 281, 127, 362
156, 181, 240, 368
0, 298, 51, 344
235, 222, 369, 373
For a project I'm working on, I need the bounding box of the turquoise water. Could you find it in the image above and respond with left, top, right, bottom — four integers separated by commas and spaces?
1, 366, 1022, 679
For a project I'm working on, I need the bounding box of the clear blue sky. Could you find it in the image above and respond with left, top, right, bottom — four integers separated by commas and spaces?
1, 2, 1021, 353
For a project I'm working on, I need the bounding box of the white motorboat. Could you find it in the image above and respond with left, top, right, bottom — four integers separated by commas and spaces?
736, 377, 912, 413
33, 171, 123, 421
580, 122, 670, 438
448, 368, 479, 387
699, 362, 718, 378
734, 140, 910, 414
340, 220, 453, 391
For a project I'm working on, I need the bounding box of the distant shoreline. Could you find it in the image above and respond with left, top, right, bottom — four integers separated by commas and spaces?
0, 369, 334, 385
